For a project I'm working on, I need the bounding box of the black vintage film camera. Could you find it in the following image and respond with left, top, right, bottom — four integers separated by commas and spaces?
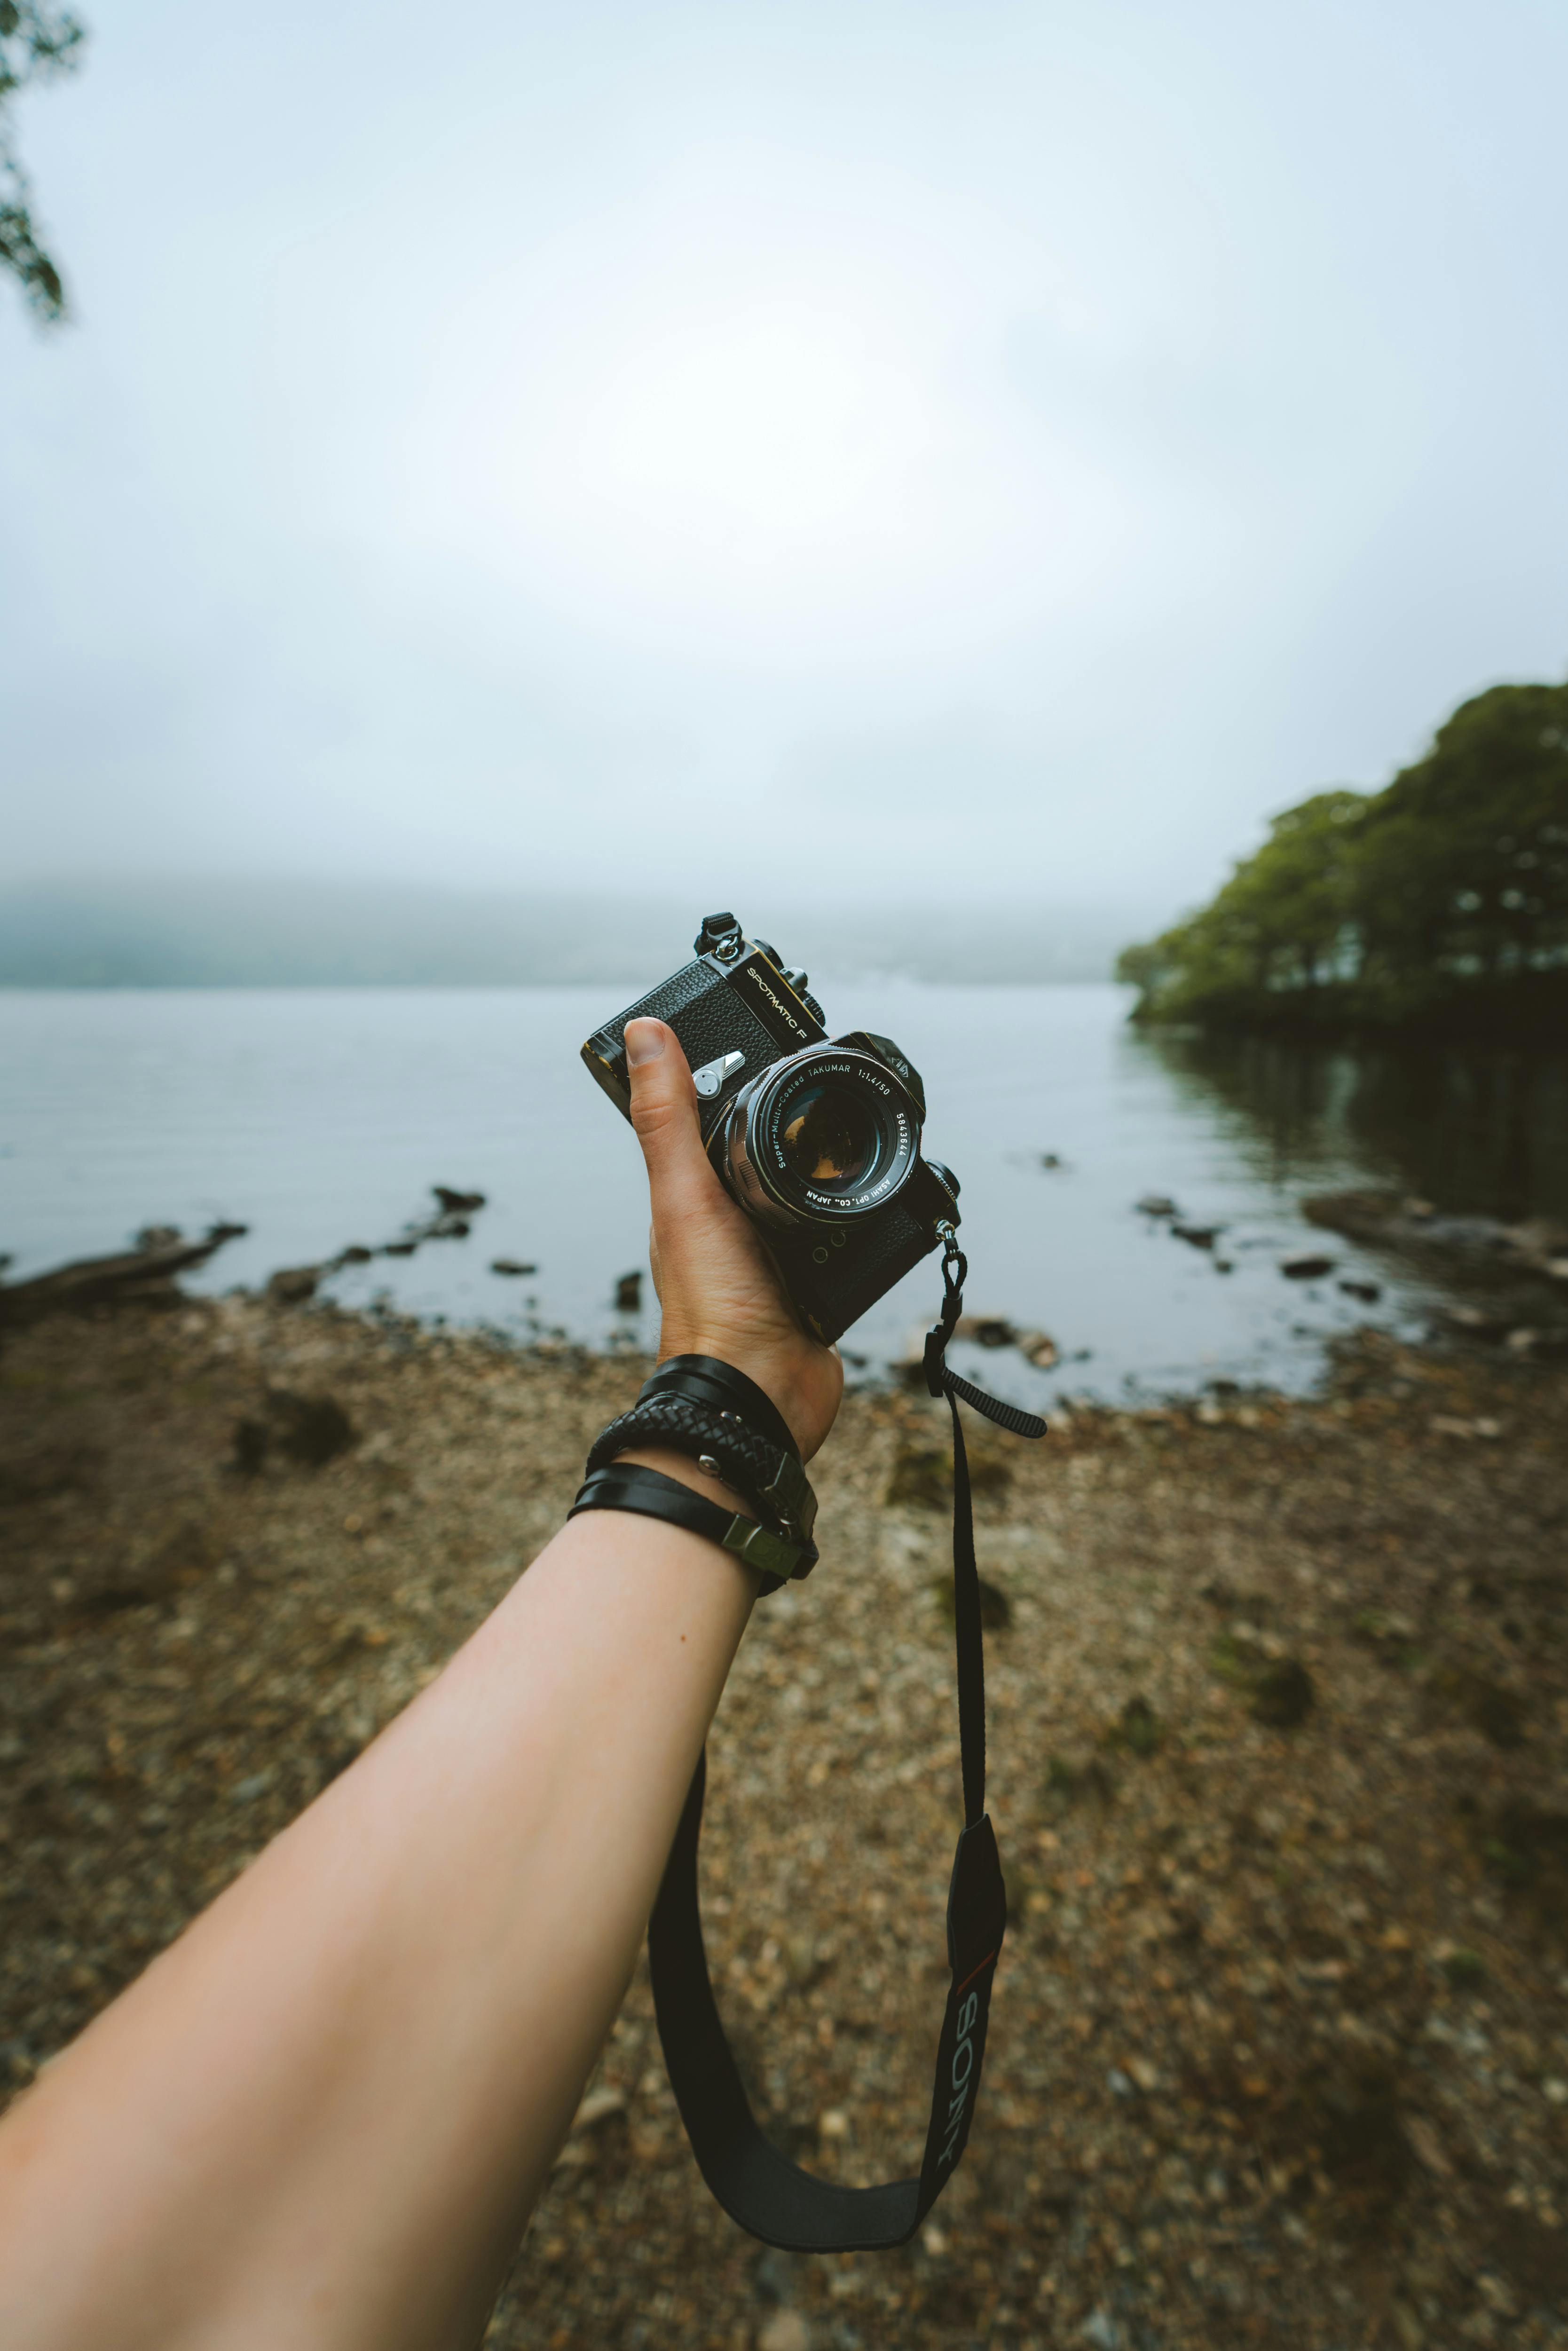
581, 912, 960, 1345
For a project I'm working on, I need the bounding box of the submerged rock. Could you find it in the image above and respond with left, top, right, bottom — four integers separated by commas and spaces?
954, 1313, 1016, 1348
266, 1266, 320, 1304
383, 1187, 489, 1253
945, 1314, 1056, 1367
1306, 1189, 1568, 1280
1017, 1328, 1059, 1368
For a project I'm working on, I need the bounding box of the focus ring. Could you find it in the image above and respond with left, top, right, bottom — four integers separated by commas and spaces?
586, 1396, 818, 1551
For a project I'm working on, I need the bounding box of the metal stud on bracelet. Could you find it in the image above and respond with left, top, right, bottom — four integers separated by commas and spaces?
584, 1384, 818, 1566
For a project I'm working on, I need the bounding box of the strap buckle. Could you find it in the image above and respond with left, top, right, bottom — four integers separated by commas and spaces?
722, 1515, 806, 1583
757, 1452, 816, 1542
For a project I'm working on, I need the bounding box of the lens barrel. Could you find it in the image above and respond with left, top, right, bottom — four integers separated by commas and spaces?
715, 1045, 921, 1228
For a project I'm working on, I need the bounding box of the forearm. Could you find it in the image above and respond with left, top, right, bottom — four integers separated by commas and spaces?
0, 1491, 755, 2351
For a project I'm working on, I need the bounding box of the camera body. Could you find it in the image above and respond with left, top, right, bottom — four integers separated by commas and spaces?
582, 913, 960, 1345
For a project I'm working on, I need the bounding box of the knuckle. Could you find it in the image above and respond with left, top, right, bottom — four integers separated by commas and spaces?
629, 1094, 684, 1144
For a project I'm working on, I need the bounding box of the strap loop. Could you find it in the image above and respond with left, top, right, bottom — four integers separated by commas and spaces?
924, 1224, 1047, 1441
644, 1251, 1046, 2250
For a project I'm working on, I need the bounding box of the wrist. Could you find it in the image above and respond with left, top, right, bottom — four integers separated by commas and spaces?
654, 1334, 821, 1463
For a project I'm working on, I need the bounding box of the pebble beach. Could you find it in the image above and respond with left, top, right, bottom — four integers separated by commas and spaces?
2, 1290, 1567, 2348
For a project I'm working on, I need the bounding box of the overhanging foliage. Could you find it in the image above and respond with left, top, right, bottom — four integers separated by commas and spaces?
1118, 682, 1568, 1034
0, 1, 87, 322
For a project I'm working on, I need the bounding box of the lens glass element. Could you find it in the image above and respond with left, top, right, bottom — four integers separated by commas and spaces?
778, 1082, 881, 1193
717, 1044, 921, 1226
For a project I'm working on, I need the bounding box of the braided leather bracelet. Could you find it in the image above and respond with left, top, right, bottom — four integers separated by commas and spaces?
584, 1394, 817, 1558
575, 1355, 819, 1586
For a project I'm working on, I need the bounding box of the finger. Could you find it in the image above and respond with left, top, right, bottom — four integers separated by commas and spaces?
624, 1019, 724, 1225
647, 1221, 664, 1306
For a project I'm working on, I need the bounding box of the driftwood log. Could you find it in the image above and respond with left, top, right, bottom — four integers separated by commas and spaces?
0, 1224, 247, 1332
1, 1182, 496, 1333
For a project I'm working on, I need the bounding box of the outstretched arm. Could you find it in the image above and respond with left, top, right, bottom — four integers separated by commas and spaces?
0, 1018, 842, 2351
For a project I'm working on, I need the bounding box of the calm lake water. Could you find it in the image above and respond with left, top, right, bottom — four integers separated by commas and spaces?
3, 983, 1565, 1408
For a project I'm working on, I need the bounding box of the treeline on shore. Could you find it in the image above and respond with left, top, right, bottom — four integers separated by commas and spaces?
1118, 679, 1568, 1036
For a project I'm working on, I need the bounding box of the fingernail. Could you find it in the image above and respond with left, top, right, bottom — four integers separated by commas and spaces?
624, 1019, 668, 1069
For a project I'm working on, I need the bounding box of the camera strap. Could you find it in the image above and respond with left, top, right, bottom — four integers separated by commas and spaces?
647, 1231, 1045, 2251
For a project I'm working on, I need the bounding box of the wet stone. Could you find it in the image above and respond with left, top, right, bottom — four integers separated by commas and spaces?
266, 1265, 320, 1304
267, 1390, 357, 1467
1249, 1657, 1315, 1727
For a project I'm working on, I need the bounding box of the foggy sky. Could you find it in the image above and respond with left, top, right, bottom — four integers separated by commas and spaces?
3, 0, 1567, 923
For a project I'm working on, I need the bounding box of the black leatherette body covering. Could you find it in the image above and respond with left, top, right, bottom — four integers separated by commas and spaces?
582, 951, 824, 1140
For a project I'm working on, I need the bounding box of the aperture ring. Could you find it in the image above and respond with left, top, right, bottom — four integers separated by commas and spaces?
586, 1396, 818, 1552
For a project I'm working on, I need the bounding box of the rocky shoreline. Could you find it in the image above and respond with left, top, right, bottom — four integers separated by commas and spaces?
2, 1282, 1567, 2349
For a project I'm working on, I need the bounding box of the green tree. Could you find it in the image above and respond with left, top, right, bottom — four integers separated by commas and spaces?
1119, 681, 1568, 1033
1117, 789, 1368, 1022
1, 1, 88, 322
1354, 682, 1568, 1005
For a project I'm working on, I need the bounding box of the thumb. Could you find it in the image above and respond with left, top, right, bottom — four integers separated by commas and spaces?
624, 1019, 716, 1218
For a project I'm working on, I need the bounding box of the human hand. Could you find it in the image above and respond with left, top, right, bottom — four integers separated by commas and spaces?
625, 1018, 843, 1463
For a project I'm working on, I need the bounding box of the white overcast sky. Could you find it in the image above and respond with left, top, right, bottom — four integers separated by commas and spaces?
3, 0, 1566, 917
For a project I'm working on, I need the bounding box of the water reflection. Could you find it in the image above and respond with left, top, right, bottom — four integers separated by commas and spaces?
1134, 1027, 1568, 1223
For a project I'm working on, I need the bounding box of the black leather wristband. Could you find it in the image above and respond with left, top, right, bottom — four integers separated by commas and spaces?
568, 1462, 805, 1595
586, 1379, 818, 1563
642, 1355, 799, 1459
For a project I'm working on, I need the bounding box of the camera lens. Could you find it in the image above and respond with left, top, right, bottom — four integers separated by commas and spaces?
777, 1082, 879, 1192
717, 1046, 921, 1228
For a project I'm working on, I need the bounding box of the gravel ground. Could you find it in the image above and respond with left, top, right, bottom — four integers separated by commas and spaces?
2, 1293, 1567, 2350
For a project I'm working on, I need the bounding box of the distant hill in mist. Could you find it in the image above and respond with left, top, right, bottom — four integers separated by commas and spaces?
0, 880, 1150, 988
